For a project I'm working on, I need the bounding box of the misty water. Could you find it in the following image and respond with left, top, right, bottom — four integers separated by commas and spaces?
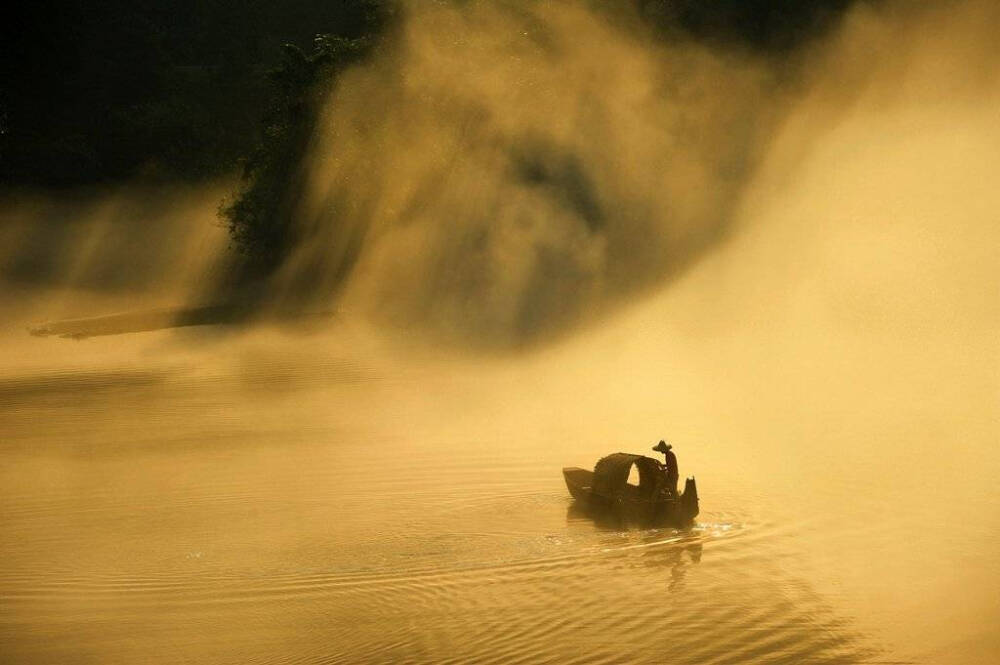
1, 289, 997, 664
3, 2, 999, 663
3, 168, 997, 664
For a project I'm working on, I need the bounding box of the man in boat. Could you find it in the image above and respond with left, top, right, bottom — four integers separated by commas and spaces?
653, 440, 678, 498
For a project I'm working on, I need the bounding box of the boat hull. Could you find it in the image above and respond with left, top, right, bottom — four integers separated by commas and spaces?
562, 467, 699, 527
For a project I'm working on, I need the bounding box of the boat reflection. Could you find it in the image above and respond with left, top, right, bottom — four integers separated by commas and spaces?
567, 503, 705, 591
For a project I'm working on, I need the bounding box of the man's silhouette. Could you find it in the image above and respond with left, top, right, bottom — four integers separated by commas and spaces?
652, 440, 678, 497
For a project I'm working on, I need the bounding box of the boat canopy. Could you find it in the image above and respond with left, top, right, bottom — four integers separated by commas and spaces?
592, 453, 662, 500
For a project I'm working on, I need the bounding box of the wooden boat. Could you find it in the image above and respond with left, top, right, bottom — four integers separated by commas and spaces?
563, 453, 699, 526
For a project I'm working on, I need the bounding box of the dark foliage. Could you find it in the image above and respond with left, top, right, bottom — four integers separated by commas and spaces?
0, 0, 389, 187
221, 35, 379, 273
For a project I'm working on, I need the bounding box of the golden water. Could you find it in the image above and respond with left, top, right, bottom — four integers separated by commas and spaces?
1, 299, 996, 664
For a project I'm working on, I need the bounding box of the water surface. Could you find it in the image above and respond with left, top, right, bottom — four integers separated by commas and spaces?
1, 311, 996, 664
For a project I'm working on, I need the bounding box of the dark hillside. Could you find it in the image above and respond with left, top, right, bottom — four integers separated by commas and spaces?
2, 1, 861, 188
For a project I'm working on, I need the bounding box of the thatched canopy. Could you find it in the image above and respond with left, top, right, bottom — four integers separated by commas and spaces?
591, 453, 662, 500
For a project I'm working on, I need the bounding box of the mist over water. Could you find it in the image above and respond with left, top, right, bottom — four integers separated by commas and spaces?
0, 184, 229, 331
2, 1, 999, 663
279, 1, 783, 346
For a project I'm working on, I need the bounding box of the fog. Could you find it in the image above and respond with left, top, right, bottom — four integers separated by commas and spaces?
277, 0, 782, 346
7, 1, 996, 352
1, 1, 998, 663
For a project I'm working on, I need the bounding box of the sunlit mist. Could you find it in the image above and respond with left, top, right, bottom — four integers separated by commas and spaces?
1, 1, 997, 664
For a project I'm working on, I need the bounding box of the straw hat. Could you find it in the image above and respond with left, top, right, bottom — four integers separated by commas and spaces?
652, 440, 672, 453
